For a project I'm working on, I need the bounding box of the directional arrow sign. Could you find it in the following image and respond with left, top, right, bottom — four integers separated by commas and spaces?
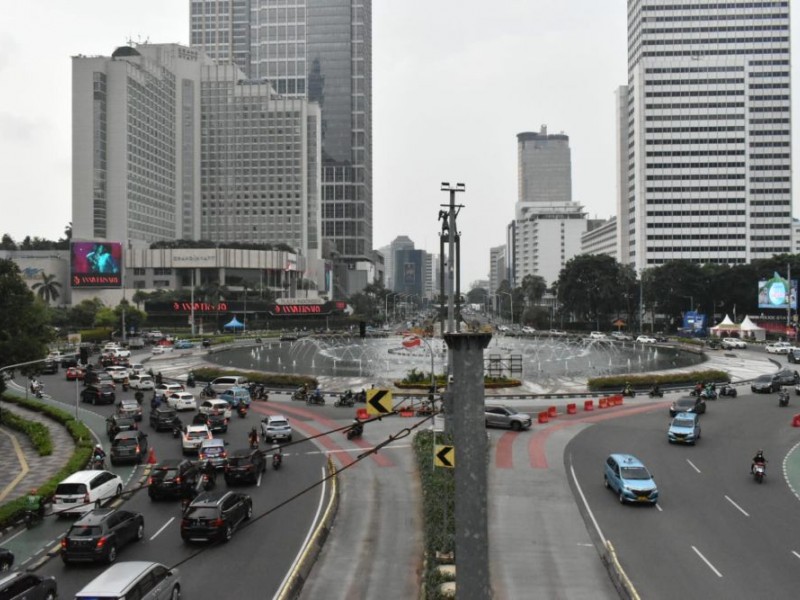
434, 445, 455, 468
366, 388, 393, 415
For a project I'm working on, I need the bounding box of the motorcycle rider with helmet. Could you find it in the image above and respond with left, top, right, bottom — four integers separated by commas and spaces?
751, 449, 767, 474
92, 444, 106, 468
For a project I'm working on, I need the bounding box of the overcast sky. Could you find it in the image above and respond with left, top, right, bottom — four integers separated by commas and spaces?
2, 2, 798, 287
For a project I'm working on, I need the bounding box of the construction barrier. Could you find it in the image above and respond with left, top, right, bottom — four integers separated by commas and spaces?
584, 399, 594, 411
616, 394, 624, 406
399, 409, 415, 417
793, 414, 800, 428
598, 397, 609, 409
537, 411, 549, 424
147, 447, 157, 465
356, 408, 369, 420
567, 403, 577, 415
548, 406, 558, 418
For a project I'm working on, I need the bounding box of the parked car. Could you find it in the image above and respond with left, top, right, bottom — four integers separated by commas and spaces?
110, 430, 149, 465
61, 508, 144, 564
721, 337, 747, 350
521, 326, 536, 334
636, 335, 656, 344
751, 374, 780, 393
182, 425, 212, 455
603, 454, 659, 505
180, 490, 252, 543
82, 384, 116, 405
0, 571, 57, 600
117, 398, 143, 421
128, 373, 154, 390
766, 341, 793, 354
166, 392, 197, 411
73, 561, 181, 600
105, 414, 137, 441
148, 459, 200, 500
53, 470, 124, 517
198, 398, 232, 419
669, 396, 706, 417
668, 412, 701, 445
589, 331, 608, 340
485, 406, 532, 431
224, 448, 266, 484
260, 415, 293, 443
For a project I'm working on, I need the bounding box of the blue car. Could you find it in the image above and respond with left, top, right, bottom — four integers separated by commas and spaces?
603, 454, 659, 505
668, 412, 701, 445
219, 386, 251, 408
174, 340, 195, 349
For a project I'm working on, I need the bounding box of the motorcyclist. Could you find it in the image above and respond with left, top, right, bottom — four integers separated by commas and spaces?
751, 449, 767, 474
92, 444, 106, 467
26, 488, 45, 519
694, 381, 704, 395
351, 418, 364, 437
201, 459, 216, 488
649, 383, 661, 396
312, 386, 323, 403
155, 372, 163, 386
186, 371, 196, 388
272, 444, 283, 468
622, 381, 632, 395
248, 427, 259, 448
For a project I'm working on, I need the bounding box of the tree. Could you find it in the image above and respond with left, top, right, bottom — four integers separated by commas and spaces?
520, 275, 547, 306
556, 254, 623, 329
69, 298, 104, 328
466, 287, 489, 306
31, 272, 62, 304
0, 234, 16, 250
0, 259, 53, 392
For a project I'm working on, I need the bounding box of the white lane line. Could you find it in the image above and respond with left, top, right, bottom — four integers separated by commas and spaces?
792, 551, 800, 561
150, 517, 175, 540
655, 503, 663, 512
724, 495, 750, 517
257, 471, 263, 487
569, 461, 606, 545
691, 545, 723, 578
686, 459, 701, 474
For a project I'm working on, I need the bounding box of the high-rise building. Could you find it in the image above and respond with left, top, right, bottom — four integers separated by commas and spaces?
386, 235, 414, 292
190, 0, 373, 272
618, 0, 792, 270
518, 126, 572, 204
489, 245, 506, 296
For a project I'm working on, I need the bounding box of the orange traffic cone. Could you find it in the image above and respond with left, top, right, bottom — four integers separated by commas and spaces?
147, 447, 157, 465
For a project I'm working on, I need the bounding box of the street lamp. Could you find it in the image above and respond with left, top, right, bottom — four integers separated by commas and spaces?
498, 291, 514, 325
385, 292, 399, 324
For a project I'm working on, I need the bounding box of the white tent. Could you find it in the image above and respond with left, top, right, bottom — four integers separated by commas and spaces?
740, 315, 767, 341
709, 314, 740, 337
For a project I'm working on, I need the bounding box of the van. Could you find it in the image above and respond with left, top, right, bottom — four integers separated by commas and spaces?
218, 386, 251, 408
74, 561, 181, 600
53, 470, 124, 516
199, 438, 228, 469
210, 375, 249, 394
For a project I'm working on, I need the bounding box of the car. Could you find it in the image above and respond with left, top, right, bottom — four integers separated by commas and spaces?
485, 406, 532, 431
521, 326, 536, 334
148, 459, 200, 500
150, 406, 180, 432
155, 382, 185, 396
60, 508, 144, 564
751, 374, 780, 393
0, 571, 57, 600
260, 415, 293, 443
117, 398, 143, 421
219, 386, 251, 408
497, 325, 510, 333
589, 331, 608, 340
669, 396, 706, 417
773, 369, 800, 386
151, 346, 165, 355
41, 359, 59, 374
0, 547, 13, 571
549, 329, 567, 337
636, 335, 656, 344
111, 348, 131, 359
128, 373, 154, 390
610, 332, 633, 341
59, 352, 80, 368
603, 454, 659, 505
224, 448, 266, 484
105, 414, 137, 441
66, 366, 86, 381
110, 430, 149, 465
198, 398, 233, 419
668, 412, 701, 445
210, 375, 250, 394
167, 391, 197, 411
53, 470, 124, 516
85, 370, 115, 388
180, 490, 253, 543
129, 363, 145, 374
73, 561, 181, 600
788, 348, 800, 364
182, 425, 212, 455
82, 384, 116, 405
199, 438, 228, 469
174, 340, 195, 350
194, 411, 228, 433
105, 366, 130, 384
766, 341, 793, 354
720, 337, 747, 350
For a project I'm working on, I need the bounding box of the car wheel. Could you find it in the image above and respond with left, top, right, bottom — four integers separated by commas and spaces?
95, 500, 102, 509
170, 585, 181, 600
603, 475, 609, 489
510, 421, 521, 432
245, 503, 253, 520
618, 492, 625, 504
115, 485, 122, 497
224, 524, 233, 542
0, 557, 11, 571
106, 544, 117, 563
136, 522, 144, 540
45, 592, 56, 600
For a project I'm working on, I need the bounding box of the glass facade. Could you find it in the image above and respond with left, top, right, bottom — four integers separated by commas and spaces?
92, 72, 108, 239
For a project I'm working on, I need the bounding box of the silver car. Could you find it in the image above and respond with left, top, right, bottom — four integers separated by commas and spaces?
485, 406, 532, 431
261, 415, 293, 443
74, 561, 180, 600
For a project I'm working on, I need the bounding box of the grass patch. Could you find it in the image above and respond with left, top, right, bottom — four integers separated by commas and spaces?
1, 411, 52, 456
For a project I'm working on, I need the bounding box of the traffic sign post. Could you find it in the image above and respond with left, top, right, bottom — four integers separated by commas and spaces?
434, 445, 454, 468
366, 388, 393, 416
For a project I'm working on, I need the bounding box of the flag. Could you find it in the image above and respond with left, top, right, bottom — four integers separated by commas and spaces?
402, 335, 421, 349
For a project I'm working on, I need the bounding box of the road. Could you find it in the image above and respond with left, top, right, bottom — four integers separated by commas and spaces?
568, 390, 800, 599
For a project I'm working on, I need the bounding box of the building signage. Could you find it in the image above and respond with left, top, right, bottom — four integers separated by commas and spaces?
171, 302, 229, 313
71, 241, 123, 288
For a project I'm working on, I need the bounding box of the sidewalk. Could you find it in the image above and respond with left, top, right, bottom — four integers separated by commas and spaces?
0, 401, 75, 505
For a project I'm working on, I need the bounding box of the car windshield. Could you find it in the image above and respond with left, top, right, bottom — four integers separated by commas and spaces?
270, 420, 288, 428
676, 399, 695, 408
202, 446, 223, 456
673, 418, 694, 428
757, 375, 772, 383
185, 507, 218, 520
68, 525, 101, 537
114, 438, 137, 447
228, 456, 252, 466
620, 466, 651, 480
153, 467, 178, 479
188, 430, 207, 439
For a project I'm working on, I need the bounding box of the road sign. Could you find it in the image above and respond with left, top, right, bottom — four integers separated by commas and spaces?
366, 388, 393, 415
434, 445, 454, 468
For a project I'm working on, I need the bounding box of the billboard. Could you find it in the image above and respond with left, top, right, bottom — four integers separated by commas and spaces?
71, 242, 122, 288
757, 273, 797, 310
682, 310, 706, 333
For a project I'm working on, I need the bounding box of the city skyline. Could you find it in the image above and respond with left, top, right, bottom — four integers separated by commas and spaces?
3, 1, 800, 288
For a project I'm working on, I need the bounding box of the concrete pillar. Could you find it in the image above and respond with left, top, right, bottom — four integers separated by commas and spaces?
443, 331, 492, 600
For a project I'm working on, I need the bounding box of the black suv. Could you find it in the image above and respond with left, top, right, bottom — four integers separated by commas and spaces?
82, 384, 116, 405
148, 459, 200, 500
150, 406, 179, 431
60, 508, 144, 564
774, 369, 800, 387
0, 571, 57, 599
105, 414, 137, 441
180, 490, 252, 543
109, 430, 149, 465
192, 411, 228, 433
41, 359, 59, 374
224, 448, 266, 485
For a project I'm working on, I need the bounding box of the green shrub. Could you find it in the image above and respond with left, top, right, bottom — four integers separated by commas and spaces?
587, 369, 730, 391
79, 327, 113, 342
1, 411, 52, 455
190, 367, 317, 389
395, 370, 521, 389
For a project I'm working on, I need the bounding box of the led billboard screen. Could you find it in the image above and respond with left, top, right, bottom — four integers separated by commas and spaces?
71, 241, 122, 288
757, 274, 797, 310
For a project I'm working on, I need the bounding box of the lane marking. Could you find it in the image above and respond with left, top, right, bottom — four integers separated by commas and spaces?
257, 471, 263, 487
569, 460, 606, 545
686, 459, 701, 474
724, 495, 750, 517
691, 545, 723, 578
150, 517, 175, 540
655, 503, 663, 512
792, 551, 800, 561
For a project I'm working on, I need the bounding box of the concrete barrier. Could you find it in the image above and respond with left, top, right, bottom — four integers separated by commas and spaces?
537, 411, 549, 424
548, 405, 558, 418
598, 397, 609, 409
584, 399, 594, 411
567, 403, 577, 415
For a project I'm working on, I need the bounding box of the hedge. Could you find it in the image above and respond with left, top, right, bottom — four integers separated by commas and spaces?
1, 411, 52, 456
0, 394, 94, 529
395, 369, 521, 390
587, 369, 730, 391
189, 367, 317, 389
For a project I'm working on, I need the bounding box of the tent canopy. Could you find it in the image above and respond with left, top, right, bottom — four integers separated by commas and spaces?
223, 316, 244, 329
740, 315, 765, 331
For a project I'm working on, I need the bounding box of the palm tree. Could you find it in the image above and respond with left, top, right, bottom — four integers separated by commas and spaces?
31, 273, 62, 304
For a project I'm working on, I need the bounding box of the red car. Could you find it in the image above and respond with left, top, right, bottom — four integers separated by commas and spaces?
66, 366, 85, 381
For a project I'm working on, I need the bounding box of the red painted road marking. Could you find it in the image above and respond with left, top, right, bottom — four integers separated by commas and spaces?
494, 432, 517, 469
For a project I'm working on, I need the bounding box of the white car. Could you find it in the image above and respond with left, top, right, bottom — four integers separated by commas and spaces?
129, 363, 145, 375
129, 374, 154, 390
111, 348, 131, 359
549, 329, 567, 337
167, 391, 197, 411
636, 335, 657, 344
766, 341, 793, 354
610, 332, 633, 341
182, 425, 212, 455
155, 383, 185, 397
53, 470, 124, 516
521, 326, 536, 334
721, 337, 747, 350
260, 415, 293, 443
104, 366, 130, 383
151, 346, 164, 355
198, 398, 233, 419
589, 331, 608, 340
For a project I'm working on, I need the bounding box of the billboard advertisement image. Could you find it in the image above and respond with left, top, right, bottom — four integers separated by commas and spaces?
71, 241, 122, 288
757, 273, 797, 310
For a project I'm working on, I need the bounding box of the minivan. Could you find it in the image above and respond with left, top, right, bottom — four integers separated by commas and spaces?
199, 438, 228, 469
219, 386, 251, 408
53, 470, 124, 516
74, 561, 181, 600
210, 375, 249, 394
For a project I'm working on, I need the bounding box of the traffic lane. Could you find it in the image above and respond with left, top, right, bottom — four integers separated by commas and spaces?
568, 393, 800, 599
35, 431, 328, 598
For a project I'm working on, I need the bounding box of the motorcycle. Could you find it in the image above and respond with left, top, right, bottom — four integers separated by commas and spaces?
355, 391, 367, 404
648, 386, 663, 398
752, 461, 766, 484
334, 392, 355, 407
719, 384, 737, 398
199, 384, 216, 399
621, 386, 636, 398
237, 403, 249, 418
292, 388, 308, 402
91, 455, 106, 470
700, 388, 718, 401
306, 393, 325, 406
272, 449, 283, 470
346, 421, 364, 440
186, 374, 196, 388
23, 507, 44, 529
248, 383, 268, 401
199, 467, 216, 491
30, 380, 44, 399
779, 389, 790, 407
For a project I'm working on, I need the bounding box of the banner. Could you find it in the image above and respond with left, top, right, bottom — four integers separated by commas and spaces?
71, 241, 122, 288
